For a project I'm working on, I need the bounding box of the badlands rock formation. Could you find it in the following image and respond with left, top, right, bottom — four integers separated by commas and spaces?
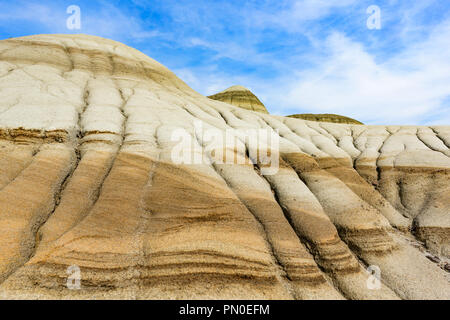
0, 34, 448, 299
208, 85, 269, 114
288, 113, 363, 125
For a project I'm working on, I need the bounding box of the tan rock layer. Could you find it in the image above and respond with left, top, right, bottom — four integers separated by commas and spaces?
208, 86, 269, 114
288, 114, 363, 125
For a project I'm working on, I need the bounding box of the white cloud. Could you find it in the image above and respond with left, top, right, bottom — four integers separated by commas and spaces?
184, 19, 450, 125
79, 4, 162, 42
186, 37, 272, 64
145, 1, 450, 125
249, 0, 358, 33
271, 21, 450, 125
283, 0, 358, 21
0, 2, 67, 32
0, 1, 161, 43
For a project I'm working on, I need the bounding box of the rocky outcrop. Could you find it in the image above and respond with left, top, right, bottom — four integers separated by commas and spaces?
0, 34, 448, 299
288, 114, 363, 125
208, 85, 269, 114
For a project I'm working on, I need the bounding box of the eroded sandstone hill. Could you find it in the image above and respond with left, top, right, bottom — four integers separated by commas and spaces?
288, 113, 363, 125
0, 34, 449, 299
208, 85, 269, 114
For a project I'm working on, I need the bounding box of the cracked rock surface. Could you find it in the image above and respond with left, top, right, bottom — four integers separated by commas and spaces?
0, 34, 448, 299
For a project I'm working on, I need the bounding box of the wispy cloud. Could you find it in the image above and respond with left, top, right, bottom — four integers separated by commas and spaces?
0, 1, 162, 43
0, 1, 67, 33
274, 22, 450, 125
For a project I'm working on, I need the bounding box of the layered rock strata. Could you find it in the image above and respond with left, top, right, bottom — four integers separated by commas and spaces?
208, 85, 269, 114
0, 34, 448, 299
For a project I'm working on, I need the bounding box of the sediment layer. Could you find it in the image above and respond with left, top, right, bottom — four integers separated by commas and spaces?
0, 34, 448, 299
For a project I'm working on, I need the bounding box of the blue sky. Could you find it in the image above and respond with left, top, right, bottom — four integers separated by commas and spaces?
0, 0, 449, 125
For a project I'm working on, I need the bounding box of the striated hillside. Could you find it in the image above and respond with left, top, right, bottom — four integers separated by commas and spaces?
0, 34, 448, 299
288, 113, 363, 125
208, 85, 269, 114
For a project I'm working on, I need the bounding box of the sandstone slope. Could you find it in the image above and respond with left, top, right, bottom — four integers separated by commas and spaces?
208, 85, 269, 114
288, 113, 363, 125
0, 34, 448, 299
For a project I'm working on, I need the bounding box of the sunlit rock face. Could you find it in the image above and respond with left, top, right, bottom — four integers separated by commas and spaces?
0, 34, 448, 300
288, 113, 363, 125
208, 85, 269, 114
